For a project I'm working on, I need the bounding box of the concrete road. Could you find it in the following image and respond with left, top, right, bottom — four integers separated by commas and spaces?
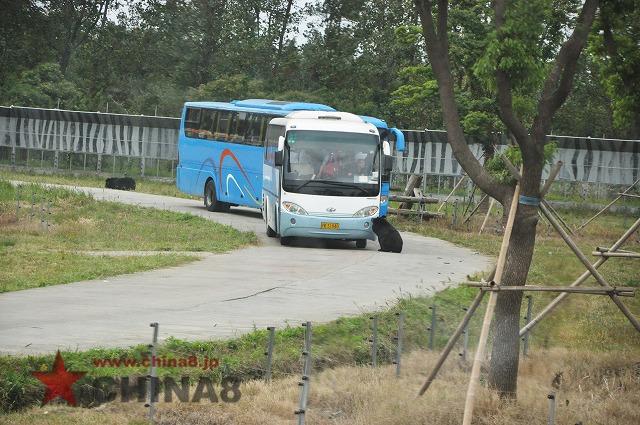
0, 184, 491, 354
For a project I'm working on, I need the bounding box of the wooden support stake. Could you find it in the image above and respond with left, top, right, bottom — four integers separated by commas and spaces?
398, 174, 423, 210
389, 194, 439, 204
576, 177, 639, 231
467, 284, 635, 297
437, 175, 467, 213
463, 193, 488, 225
462, 175, 521, 425
521, 217, 640, 336
462, 282, 636, 296
544, 200, 575, 236
478, 197, 496, 235
618, 192, 640, 199
592, 251, 640, 258
540, 161, 563, 197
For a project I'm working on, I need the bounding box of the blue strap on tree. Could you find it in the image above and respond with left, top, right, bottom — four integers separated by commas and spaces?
519, 195, 540, 206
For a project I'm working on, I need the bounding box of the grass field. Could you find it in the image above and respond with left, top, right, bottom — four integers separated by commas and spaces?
0, 180, 256, 292
0, 174, 640, 425
1, 200, 637, 422
3, 349, 639, 425
0, 168, 193, 199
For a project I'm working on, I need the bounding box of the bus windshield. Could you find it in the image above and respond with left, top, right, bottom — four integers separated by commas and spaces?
282, 130, 380, 197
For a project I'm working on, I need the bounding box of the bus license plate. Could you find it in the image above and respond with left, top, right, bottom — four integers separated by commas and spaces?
320, 222, 340, 230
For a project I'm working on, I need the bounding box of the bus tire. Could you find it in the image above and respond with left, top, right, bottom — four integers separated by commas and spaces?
355, 239, 367, 249
280, 236, 292, 246
204, 180, 228, 212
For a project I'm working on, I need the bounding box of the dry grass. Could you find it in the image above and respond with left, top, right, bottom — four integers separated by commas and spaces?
3, 348, 638, 425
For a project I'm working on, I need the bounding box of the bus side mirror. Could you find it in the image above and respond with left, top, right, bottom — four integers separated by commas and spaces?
390, 128, 405, 152
277, 136, 285, 151
274, 151, 284, 166
384, 154, 393, 172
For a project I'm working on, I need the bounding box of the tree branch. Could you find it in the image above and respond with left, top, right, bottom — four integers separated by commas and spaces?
532, 0, 599, 137
493, 0, 531, 151
415, 0, 509, 202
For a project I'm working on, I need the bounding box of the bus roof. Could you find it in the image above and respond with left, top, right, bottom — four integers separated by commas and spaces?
271, 112, 377, 135
231, 99, 336, 112
359, 115, 388, 129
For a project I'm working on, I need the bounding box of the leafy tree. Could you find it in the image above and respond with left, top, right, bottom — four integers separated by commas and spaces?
414, 0, 599, 400
2, 63, 86, 109
44, 0, 120, 74
591, 0, 640, 138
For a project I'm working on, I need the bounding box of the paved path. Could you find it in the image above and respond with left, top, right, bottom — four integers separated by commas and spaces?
0, 184, 491, 354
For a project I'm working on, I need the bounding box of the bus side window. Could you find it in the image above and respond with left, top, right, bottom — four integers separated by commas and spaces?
245, 114, 262, 146
264, 125, 283, 164
184, 107, 201, 138
260, 115, 275, 145
232, 112, 248, 144
217, 111, 232, 141
199, 109, 216, 140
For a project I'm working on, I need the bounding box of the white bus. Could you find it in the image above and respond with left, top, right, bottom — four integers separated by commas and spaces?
262, 111, 395, 248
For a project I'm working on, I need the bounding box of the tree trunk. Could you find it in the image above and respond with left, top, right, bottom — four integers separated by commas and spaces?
489, 152, 543, 397
488, 202, 538, 396
59, 43, 73, 75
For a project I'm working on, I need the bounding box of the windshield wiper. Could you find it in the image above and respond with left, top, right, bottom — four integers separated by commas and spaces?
292, 180, 370, 196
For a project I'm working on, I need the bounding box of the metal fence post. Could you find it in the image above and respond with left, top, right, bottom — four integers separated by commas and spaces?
394, 312, 405, 377
523, 296, 533, 357
30, 193, 35, 221
451, 200, 459, 227
459, 307, 469, 361
40, 200, 46, 230
15, 186, 20, 219
369, 316, 378, 367
53, 151, 59, 169
428, 304, 437, 350
46, 201, 51, 230
97, 154, 102, 174
265, 326, 275, 381
295, 322, 312, 425
146, 322, 159, 424
547, 392, 556, 425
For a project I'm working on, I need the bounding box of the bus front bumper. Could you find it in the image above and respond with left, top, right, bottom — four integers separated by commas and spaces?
280, 211, 377, 241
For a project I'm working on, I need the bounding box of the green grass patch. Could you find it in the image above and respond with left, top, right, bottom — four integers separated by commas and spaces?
0, 168, 194, 199
0, 180, 256, 292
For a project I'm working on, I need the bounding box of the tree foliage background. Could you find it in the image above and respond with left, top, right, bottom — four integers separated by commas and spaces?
0, 0, 636, 138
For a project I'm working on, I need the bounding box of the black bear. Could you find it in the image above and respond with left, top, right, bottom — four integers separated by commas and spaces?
105, 177, 136, 191
372, 217, 403, 253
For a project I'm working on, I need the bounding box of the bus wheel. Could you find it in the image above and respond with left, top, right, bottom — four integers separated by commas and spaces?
355, 239, 367, 249
204, 180, 228, 212
280, 236, 291, 246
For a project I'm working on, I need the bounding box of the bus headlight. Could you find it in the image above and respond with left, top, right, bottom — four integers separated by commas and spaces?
353, 206, 379, 217
282, 201, 308, 215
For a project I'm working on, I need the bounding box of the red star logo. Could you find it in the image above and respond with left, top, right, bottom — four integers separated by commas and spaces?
32, 351, 86, 406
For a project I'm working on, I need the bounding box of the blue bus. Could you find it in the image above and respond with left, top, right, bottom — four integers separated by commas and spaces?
176, 99, 404, 245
